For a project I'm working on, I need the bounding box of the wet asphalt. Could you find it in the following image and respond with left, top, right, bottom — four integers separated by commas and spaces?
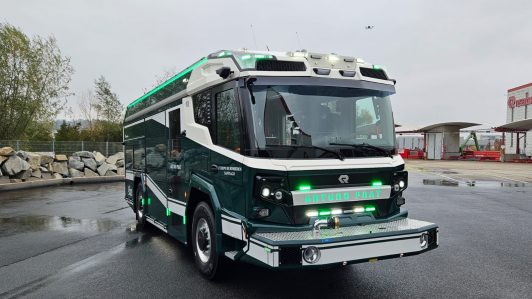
0, 173, 531, 299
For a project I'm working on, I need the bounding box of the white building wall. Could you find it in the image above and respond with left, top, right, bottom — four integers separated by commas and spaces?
505, 84, 532, 156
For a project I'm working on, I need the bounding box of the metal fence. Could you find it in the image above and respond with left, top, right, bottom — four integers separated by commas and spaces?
0, 140, 123, 157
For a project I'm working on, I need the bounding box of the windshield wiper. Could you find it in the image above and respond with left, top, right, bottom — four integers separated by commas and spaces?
329, 142, 392, 158
266, 144, 345, 161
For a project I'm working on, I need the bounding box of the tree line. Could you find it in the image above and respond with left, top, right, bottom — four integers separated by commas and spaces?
0, 23, 123, 142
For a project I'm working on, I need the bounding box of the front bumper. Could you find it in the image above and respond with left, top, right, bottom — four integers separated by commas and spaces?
243, 218, 438, 268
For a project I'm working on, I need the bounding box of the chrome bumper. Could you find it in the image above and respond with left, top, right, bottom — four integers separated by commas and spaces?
244, 218, 438, 267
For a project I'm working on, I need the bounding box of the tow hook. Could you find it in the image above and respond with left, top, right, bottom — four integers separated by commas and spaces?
313, 216, 340, 237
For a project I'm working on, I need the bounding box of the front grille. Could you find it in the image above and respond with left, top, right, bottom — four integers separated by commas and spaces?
256, 60, 307, 72
279, 246, 302, 265
360, 67, 388, 80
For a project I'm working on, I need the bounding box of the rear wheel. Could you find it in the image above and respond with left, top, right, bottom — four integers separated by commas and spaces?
135, 184, 146, 229
192, 202, 220, 279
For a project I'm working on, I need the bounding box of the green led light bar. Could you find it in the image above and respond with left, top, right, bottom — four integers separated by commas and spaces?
318, 210, 331, 216
217, 51, 232, 57
298, 184, 312, 191
166, 208, 171, 216
365, 206, 376, 212
148, 197, 151, 205
182, 215, 186, 225
127, 57, 208, 108
371, 181, 383, 186
141, 198, 145, 206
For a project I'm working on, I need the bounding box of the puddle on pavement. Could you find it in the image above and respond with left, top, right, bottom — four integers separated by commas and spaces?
0, 215, 120, 237
423, 179, 526, 188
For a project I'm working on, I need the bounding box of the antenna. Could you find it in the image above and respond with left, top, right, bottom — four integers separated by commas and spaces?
266, 45, 270, 51
250, 24, 258, 49
295, 31, 302, 49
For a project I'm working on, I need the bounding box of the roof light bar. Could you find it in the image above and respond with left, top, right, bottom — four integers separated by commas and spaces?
127, 57, 208, 108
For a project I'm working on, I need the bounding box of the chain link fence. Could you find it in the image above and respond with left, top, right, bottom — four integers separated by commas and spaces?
0, 140, 123, 157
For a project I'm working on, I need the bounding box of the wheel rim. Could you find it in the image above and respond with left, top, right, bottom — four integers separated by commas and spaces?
195, 218, 211, 263
137, 192, 144, 219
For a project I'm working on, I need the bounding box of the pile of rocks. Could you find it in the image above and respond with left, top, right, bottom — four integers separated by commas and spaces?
0, 147, 124, 184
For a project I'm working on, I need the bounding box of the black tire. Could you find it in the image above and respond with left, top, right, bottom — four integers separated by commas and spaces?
191, 202, 220, 279
135, 183, 146, 229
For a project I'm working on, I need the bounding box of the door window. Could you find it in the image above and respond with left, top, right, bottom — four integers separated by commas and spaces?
215, 89, 241, 152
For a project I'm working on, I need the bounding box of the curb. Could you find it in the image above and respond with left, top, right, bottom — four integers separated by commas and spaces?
0, 176, 124, 192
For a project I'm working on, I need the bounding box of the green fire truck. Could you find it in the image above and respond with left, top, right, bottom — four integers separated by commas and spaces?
123, 50, 438, 279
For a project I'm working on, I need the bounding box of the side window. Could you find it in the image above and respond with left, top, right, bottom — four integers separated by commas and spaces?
169, 109, 181, 139
192, 90, 212, 132
168, 108, 182, 159
215, 89, 241, 152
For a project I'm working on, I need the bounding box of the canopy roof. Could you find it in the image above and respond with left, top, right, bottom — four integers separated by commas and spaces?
493, 118, 532, 133
396, 122, 480, 133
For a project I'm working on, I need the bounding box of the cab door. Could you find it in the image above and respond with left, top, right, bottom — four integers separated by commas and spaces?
144, 111, 168, 226
210, 85, 245, 215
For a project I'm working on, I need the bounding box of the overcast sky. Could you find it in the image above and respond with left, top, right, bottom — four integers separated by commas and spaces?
3, 0, 532, 127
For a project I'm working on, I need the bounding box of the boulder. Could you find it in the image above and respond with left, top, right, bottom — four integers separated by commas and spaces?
52, 161, 68, 176
0, 168, 2, 176
40, 154, 54, 165
93, 152, 106, 166
106, 163, 117, 172
69, 168, 85, 178
0, 147, 15, 156
68, 157, 85, 171
105, 170, 117, 176
40, 166, 50, 173
82, 158, 97, 171
1, 155, 31, 176
16, 150, 29, 161
84, 168, 99, 177
42, 173, 53, 180
106, 152, 124, 165
10, 179, 22, 183
55, 154, 68, 161
26, 152, 41, 170
72, 151, 96, 159
0, 155, 8, 165
31, 169, 42, 178
116, 159, 124, 167
97, 163, 110, 176
117, 167, 125, 175
14, 169, 32, 180
52, 173, 63, 179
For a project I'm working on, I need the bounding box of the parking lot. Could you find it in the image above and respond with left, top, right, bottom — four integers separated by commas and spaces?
0, 161, 531, 298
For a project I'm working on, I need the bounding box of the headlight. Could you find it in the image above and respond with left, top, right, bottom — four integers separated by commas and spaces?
255, 175, 289, 204
303, 246, 321, 264
261, 186, 271, 198
399, 180, 405, 188
392, 171, 408, 192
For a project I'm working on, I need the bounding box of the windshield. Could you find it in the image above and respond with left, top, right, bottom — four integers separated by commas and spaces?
248, 84, 395, 159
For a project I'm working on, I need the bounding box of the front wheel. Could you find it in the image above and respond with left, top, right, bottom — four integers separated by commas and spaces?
192, 202, 220, 279
135, 184, 146, 229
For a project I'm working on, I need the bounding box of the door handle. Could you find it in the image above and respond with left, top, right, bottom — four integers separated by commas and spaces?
210, 164, 219, 173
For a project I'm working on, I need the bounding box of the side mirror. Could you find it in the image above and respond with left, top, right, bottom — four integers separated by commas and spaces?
216, 67, 233, 79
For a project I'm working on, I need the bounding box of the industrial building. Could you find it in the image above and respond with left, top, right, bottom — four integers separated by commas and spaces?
495, 82, 532, 158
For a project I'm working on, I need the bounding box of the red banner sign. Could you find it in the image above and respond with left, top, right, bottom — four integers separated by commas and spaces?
508, 93, 532, 108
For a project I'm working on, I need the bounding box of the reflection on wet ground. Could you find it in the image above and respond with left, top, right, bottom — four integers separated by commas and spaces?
0, 215, 121, 237
422, 179, 526, 188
